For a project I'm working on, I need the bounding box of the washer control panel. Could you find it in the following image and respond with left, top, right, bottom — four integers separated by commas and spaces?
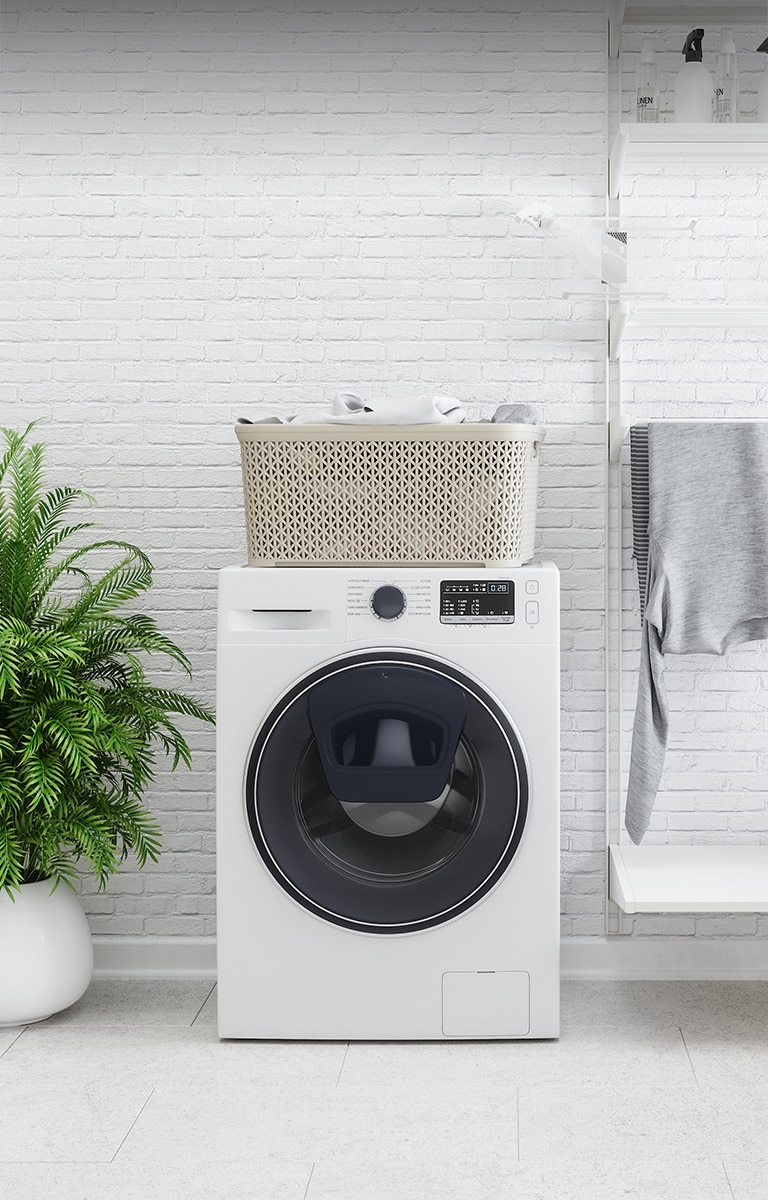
440, 580, 514, 624
345, 574, 527, 631
347, 576, 432, 618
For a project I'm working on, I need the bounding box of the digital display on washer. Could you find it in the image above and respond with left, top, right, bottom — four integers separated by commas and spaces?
440, 580, 514, 624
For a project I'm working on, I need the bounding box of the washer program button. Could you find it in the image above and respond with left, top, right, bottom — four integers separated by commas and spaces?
525, 601, 539, 625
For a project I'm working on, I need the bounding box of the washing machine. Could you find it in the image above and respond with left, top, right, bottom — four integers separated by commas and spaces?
216, 563, 559, 1040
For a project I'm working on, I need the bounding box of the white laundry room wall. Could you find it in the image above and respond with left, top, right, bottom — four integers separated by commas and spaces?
2, 0, 766, 975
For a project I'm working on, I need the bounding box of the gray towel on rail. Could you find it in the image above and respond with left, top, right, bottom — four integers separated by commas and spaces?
630, 424, 650, 618
625, 422, 768, 844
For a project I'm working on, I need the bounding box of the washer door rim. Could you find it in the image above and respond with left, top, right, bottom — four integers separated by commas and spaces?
245, 649, 529, 935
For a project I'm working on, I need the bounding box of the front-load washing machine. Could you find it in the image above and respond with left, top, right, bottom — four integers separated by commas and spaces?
216, 563, 559, 1040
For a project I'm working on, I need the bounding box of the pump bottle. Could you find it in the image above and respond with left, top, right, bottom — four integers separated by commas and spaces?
715, 27, 740, 122
674, 28, 713, 122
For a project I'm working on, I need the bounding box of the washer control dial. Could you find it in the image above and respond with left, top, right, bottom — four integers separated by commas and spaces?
371, 585, 406, 621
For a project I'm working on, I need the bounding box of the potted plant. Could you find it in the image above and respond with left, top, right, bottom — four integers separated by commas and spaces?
0, 424, 214, 1024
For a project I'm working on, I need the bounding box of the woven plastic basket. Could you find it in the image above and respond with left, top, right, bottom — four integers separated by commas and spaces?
236, 422, 543, 567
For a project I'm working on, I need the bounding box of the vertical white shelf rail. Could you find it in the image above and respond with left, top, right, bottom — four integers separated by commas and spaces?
605, 0, 626, 933
608, 0, 626, 60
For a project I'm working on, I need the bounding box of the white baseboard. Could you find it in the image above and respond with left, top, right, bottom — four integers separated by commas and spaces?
93, 936, 216, 978
94, 935, 768, 981
560, 936, 768, 981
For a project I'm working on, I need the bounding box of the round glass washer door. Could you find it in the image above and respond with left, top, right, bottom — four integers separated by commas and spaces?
245, 651, 528, 935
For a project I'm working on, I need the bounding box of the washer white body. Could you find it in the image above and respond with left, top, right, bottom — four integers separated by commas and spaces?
217, 564, 559, 1040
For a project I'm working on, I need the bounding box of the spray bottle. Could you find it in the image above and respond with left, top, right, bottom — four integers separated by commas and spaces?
674, 28, 713, 122
758, 37, 768, 122
636, 39, 659, 123
715, 27, 740, 122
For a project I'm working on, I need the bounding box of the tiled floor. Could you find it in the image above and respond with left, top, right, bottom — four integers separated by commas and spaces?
1, 981, 767, 1199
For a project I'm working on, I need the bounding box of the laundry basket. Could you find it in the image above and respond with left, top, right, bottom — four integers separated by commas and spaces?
236, 422, 543, 567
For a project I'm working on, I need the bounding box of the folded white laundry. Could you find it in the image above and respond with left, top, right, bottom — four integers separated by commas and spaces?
236, 396, 541, 427
287, 392, 466, 425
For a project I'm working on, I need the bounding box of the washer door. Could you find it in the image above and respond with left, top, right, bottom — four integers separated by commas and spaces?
245, 651, 528, 934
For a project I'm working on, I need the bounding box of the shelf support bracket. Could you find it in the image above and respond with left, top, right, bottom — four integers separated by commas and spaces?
609, 414, 632, 464
608, 299, 631, 361
608, 127, 629, 200
608, 301, 632, 463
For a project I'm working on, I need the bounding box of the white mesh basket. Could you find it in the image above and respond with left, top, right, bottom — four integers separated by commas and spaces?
236, 423, 543, 567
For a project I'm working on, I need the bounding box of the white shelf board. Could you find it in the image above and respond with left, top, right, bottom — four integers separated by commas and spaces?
610, 4, 768, 58
624, 3, 767, 24
608, 301, 768, 360
609, 844, 768, 913
609, 123, 768, 198
631, 305, 768, 327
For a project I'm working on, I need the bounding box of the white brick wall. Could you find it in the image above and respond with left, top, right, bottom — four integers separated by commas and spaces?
2, 0, 765, 947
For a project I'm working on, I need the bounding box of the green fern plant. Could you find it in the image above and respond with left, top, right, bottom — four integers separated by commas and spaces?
0, 423, 215, 894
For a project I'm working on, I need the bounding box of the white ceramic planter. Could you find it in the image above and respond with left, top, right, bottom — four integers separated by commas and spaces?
0, 881, 93, 1026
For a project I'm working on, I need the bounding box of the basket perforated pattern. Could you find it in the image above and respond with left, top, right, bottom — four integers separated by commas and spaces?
240, 434, 539, 566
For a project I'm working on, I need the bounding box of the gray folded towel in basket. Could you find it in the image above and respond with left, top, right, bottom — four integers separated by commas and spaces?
626, 421, 768, 844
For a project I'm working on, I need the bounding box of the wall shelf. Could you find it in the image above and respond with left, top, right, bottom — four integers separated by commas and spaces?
609, 123, 768, 198
609, 844, 768, 912
608, 300, 768, 361
609, 2, 768, 59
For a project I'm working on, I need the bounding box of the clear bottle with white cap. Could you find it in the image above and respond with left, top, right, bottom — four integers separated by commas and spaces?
636, 39, 659, 123
715, 27, 740, 122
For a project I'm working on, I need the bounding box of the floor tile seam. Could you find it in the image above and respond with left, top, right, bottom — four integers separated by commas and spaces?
0, 1075, 354, 1097
560, 1023, 697, 1033
4, 1074, 701, 1096
680, 1030, 768, 1040
109, 1085, 157, 1164
0, 1029, 27, 1059
0, 1157, 319, 1167
334, 1043, 350, 1086
190, 983, 217, 1027
0, 1155, 322, 1169
331, 1078, 703, 1096
0, 1157, 118, 1165
511, 1149, 747, 1172
678, 1025, 702, 1087
0, 1070, 708, 1092
0, 1154, 729, 1171
514, 1081, 708, 1094
0, 1060, 355, 1076
302, 1162, 317, 1200
722, 1160, 737, 1200
35, 1020, 216, 1031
